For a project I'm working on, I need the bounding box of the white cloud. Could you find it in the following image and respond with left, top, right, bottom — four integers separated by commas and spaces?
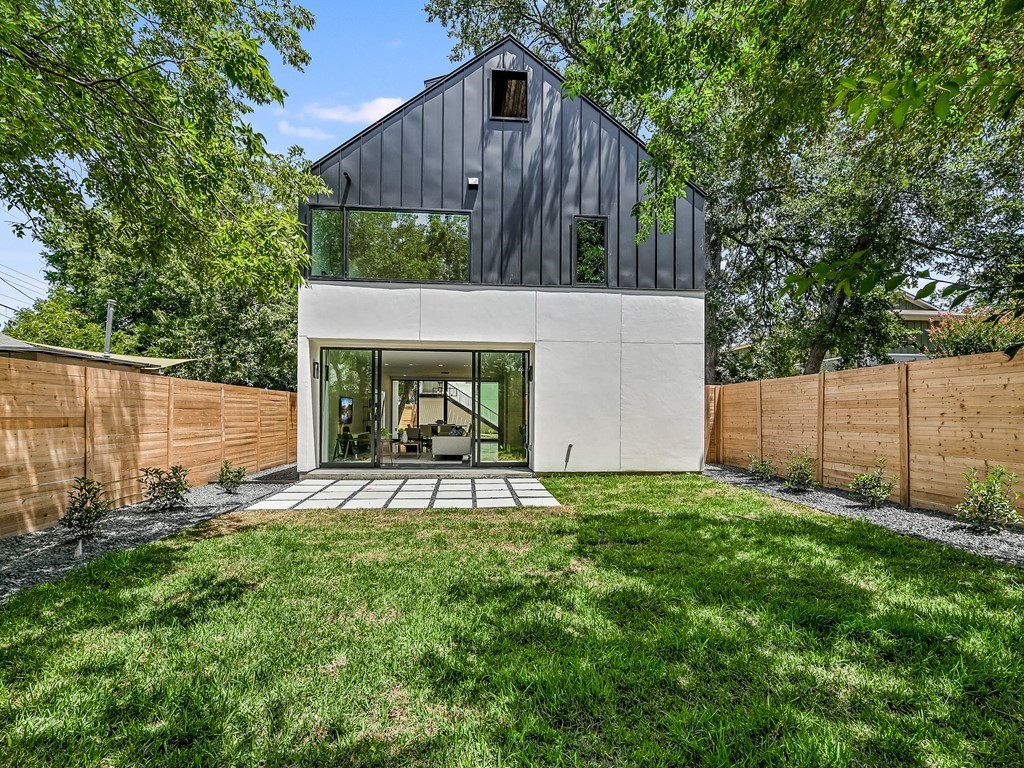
304, 97, 404, 124
277, 120, 333, 141
385, 40, 402, 48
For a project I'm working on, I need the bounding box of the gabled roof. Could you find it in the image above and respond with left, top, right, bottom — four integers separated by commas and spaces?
310, 36, 705, 196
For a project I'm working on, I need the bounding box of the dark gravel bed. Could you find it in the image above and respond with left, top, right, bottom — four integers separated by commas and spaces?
0, 466, 295, 603
706, 464, 1024, 569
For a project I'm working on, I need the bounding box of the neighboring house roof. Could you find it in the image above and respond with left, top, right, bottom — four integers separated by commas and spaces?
895, 290, 966, 321
0, 333, 189, 371
310, 35, 706, 197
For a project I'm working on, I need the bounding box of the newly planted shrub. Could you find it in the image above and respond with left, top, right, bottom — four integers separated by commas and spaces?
748, 453, 776, 482
955, 465, 1022, 532
784, 450, 817, 491
217, 460, 246, 494
850, 458, 897, 508
62, 477, 111, 538
139, 465, 190, 510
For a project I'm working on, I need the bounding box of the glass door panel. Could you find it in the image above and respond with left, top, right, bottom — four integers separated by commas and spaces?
475, 351, 529, 465
321, 348, 376, 465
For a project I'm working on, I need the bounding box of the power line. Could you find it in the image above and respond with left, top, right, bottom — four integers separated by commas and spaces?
0, 265, 47, 293
0, 275, 40, 302
0, 261, 48, 287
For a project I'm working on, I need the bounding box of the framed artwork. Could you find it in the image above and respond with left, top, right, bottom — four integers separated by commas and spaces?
338, 396, 354, 425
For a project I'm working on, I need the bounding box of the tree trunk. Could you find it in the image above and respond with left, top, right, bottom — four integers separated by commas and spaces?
802, 286, 847, 374
704, 227, 724, 384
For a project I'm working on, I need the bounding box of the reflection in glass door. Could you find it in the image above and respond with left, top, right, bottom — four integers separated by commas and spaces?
474, 351, 529, 465
320, 348, 378, 465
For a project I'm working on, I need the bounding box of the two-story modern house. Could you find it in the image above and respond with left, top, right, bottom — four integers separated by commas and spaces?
297, 37, 706, 474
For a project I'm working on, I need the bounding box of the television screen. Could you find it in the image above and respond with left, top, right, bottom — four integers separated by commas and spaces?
338, 396, 354, 425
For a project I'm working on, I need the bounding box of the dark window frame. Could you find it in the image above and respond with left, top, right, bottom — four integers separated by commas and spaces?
307, 204, 473, 285
490, 69, 529, 122
572, 215, 610, 287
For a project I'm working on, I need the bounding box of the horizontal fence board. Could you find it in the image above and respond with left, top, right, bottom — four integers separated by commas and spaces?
1, 358, 295, 537
708, 351, 1024, 513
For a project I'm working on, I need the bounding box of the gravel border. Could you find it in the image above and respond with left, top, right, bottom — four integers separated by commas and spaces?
705, 464, 1024, 569
0, 465, 296, 603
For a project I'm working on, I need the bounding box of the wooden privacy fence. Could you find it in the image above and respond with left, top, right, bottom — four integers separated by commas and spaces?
706, 351, 1024, 513
2, 357, 297, 537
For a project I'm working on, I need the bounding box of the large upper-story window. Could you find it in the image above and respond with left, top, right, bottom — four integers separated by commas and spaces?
311, 208, 470, 282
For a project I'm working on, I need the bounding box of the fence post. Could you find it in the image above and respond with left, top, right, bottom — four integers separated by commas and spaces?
816, 372, 825, 485
220, 384, 226, 466
897, 363, 911, 507
83, 367, 90, 478
755, 380, 763, 460
166, 378, 174, 469
256, 388, 263, 471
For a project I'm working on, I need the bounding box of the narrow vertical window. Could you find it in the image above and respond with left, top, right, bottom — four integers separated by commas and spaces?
575, 218, 607, 285
311, 209, 344, 276
491, 70, 528, 119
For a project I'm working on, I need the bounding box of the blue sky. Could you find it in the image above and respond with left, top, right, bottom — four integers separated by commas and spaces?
0, 1, 460, 321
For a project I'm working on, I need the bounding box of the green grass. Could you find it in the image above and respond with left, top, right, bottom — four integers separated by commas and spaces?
1, 474, 1022, 766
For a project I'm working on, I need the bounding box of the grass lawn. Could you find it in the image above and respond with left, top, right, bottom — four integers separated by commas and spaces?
1, 474, 1022, 767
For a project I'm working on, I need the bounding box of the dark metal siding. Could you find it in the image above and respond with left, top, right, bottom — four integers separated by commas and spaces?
307, 39, 705, 290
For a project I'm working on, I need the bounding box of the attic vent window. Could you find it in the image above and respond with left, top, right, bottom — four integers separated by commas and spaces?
491, 70, 528, 119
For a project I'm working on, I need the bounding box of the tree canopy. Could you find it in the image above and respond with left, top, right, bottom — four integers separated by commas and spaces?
0, 0, 324, 290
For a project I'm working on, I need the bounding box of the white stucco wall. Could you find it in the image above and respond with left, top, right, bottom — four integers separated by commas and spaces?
297, 282, 705, 473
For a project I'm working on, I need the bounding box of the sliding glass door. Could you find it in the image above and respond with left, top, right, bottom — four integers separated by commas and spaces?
474, 351, 529, 465
320, 348, 379, 466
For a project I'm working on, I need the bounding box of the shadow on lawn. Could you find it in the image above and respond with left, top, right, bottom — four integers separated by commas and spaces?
420, 505, 1023, 766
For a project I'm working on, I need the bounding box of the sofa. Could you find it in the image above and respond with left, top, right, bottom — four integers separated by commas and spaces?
431, 435, 472, 459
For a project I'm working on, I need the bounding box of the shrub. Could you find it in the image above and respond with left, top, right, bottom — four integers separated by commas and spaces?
784, 450, 817, 492
954, 465, 1022, 532
748, 453, 777, 482
850, 458, 898, 507
929, 308, 1024, 358
139, 465, 190, 510
217, 460, 246, 494
62, 477, 111, 538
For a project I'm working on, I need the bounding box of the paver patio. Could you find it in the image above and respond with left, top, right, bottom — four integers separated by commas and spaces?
247, 477, 560, 510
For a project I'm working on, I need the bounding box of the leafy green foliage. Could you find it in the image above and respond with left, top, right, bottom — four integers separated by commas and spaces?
216, 461, 246, 495
575, 218, 607, 284
4, 474, 1024, 765
784, 450, 817, 491
3, 200, 302, 389
747, 453, 776, 482
61, 477, 111, 538
3, 287, 133, 352
139, 465, 190, 510
955, 466, 1023, 532
850, 459, 898, 508
0, 1, 324, 289
928, 308, 1024, 358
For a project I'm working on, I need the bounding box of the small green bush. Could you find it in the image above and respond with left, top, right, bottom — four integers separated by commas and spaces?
748, 453, 777, 482
217, 460, 246, 494
62, 477, 111, 538
954, 465, 1022, 532
139, 465, 190, 510
850, 458, 897, 508
784, 450, 817, 492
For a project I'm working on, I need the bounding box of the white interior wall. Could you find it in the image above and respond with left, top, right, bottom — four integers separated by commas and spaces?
298, 283, 704, 473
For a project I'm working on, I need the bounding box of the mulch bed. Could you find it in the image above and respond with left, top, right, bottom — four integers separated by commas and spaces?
706, 464, 1024, 569
0, 466, 293, 603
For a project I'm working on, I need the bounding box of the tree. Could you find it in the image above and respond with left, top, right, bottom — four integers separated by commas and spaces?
573, 0, 1024, 315
0, 0, 324, 289
4, 194, 303, 388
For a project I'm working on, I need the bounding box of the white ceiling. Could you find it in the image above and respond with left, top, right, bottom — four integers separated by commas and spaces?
380, 349, 472, 379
